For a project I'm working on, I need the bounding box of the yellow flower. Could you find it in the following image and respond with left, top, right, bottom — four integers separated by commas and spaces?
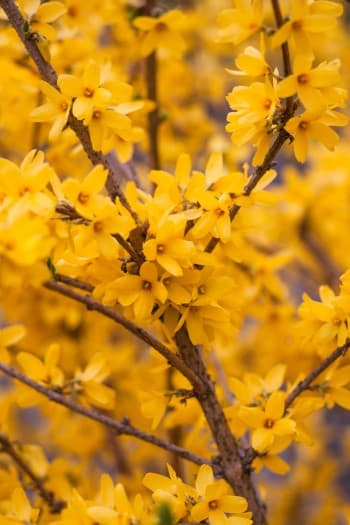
143, 219, 195, 276
133, 10, 186, 57
60, 164, 108, 218
17, 343, 64, 387
216, 0, 263, 45
321, 365, 350, 410
229, 364, 286, 406
0, 325, 25, 363
191, 465, 250, 525
226, 79, 280, 156
252, 436, 291, 475
1, 487, 39, 524
0, 150, 55, 220
73, 200, 133, 259
103, 262, 168, 320
143, 464, 196, 521
59, 61, 112, 123
74, 352, 115, 409
226, 35, 268, 78
139, 390, 169, 429
271, 0, 343, 57
30, 80, 72, 140
238, 391, 296, 453
285, 108, 347, 163
20, 0, 67, 40
298, 285, 350, 352
277, 56, 342, 108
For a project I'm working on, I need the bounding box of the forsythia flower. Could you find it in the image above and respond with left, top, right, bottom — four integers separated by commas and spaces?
216, 0, 263, 45
285, 108, 347, 163
102, 262, 168, 320
30, 80, 72, 140
19, 0, 67, 40
191, 465, 251, 525
133, 10, 187, 58
238, 391, 296, 453
0, 325, 25, 363
0, 488, 39, 524
277, 56, 342, 109
270, 0, 343, 56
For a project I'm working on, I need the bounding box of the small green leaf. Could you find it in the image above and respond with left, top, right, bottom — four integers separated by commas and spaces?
46, 257, 57, 280
156, 503, 174, 525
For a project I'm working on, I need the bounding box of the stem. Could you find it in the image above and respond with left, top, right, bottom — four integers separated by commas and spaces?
0, 435, 66, 513
143, 0, 160, 171
285, 340, 350, 409
0, 361, 210, 466
146, 52, 160, 170
43, 280, 203, 391
205, 128, 291, 254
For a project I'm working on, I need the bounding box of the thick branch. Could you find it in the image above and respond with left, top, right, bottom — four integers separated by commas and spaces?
0, 361, 209, 466
44, 280, 203, 391
175, 327, 267, 525
285, 340, 350, 409
0, 0, 139, 224
0, 435, 66, 513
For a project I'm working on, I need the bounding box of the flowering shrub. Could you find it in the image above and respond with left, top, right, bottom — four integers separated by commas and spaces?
0, 0, 350, 523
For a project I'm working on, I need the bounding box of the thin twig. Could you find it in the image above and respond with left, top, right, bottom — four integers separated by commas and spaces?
55, 274, 94, 292
143, 0, 160, 171
0, 362, 208, 466
270, 0, 294, 115
146, 52, 160, 170
0, 435, 66, 513
285, 340, 350, 409
0, 0, 140, 225
43, 280, 203, 391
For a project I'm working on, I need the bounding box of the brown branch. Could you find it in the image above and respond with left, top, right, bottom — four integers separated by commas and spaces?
55, 273, 94, 292
205, 128, 291, 254
0, 361, 210, 467
0, 0, 140, 224
142, 0, 160, 171
146, 52, 160, 170
0, 435, 66, 513
285, 340, 350, 409
43, 280, 203, 391
299, 218, 341, 292
175, 327, 267, 525
270, 0, 294, 116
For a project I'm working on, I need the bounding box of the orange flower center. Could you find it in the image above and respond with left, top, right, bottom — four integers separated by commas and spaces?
298, 120, 309, 130
93, 221, 103, 233
208, 500, 219, 510
78, 191, 90, 204
263, 98, 272, 110
157, 244, 165, 254
264, 418, 275, 429
83, 87, 94, 98
215, 208, 225, 217
291, 19, 303, 31
198, 285, 206, 295
92, 110, 102, 120
60, 101, 68, 111
19, 186, 30, 196
142, 280, 152, 290
154, 22, 168, 32
297, 73, 309, 85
